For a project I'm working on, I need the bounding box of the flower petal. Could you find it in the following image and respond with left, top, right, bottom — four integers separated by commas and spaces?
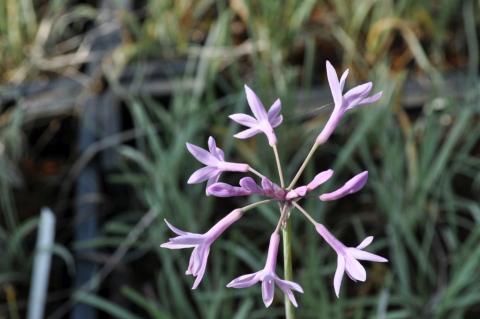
261, 277, 275, 307
339, 69, 349, 91
356, 236, 374, 249
192, 247, 210, 289
326, 60, 342, 107
307, 169, 334, 190
207, 136, 223, 161
207, 182, 251, 197
267, 99, 282, 123
354, 91, 383, 108
345, 255, 366, 282
276, 282, 299, 307
160, 242, 196, 249
226, 272, 259, 288
229, 113, 258, 127
244, 85, 268, 121
205, 174, 221, 195
334, 254, 345, 297
270, 114, 283, 128
276, 278, 304, 293
239, 177, 263, 194
348, 248, 388, 263
164, 219, 189, 236
186, 143, 218, 166
188, 166, 218, 184
234, 127, 262, 139
319, 171, 368, 201
343, 82, 372, 110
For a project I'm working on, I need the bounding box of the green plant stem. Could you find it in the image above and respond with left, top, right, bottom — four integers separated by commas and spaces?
272, 145, 285, 187
282, 207, 294, 319
288, 142, 319, 190
271, 144, 294, 318
240, 199, 272, 213
248, 166, 264, 178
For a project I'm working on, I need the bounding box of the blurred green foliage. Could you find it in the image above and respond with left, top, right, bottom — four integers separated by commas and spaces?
0, 0, 479, 318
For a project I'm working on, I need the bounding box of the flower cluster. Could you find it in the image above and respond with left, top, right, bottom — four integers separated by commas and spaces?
161, 61, 387, 307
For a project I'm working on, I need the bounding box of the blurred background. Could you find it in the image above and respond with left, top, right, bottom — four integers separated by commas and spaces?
0, 0, 479, 318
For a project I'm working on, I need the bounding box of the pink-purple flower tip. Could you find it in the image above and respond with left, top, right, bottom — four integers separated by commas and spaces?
316, 61, 382, 145
227, 233, 303, 307
333, 236, 388, 297
186, 137, 249, 194
319, 171, 368, 201
230, 85, 283, 146
161, 210, 243, 289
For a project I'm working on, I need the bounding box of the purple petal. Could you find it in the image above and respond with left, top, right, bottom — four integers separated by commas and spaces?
239, 177, 263, 194
270, 114, 283, 128
244, 84, 268, 121
334, 255, 345, 297
234, 127, 261, 139
343, 82, 372, 110
345, 255, 366, 282
229, 113, 258, 127
348, 248, 388, 263
188, 166, 218, 184
276, 278, 304, 293
192, 247, 210, 289
326, 60, 342, 107
160, 242, 196, 249
307, 169, 334, 190
356, 236, 374, 249
355, 91, 383, 108
169, 234, 204, 246
186, 143, 218, 166
339, 69, 349, 91
319, 171, 368, 201
207, 136, 223, 161
164, 219, 188, 236
285, 186, 308, 200
205, 174, 221, 195
217, 161, 250, 172
261, 276, 275, 307
207, 182, 251, 197
276, 283, 299, 307
226, 272, 259, 288
267, 99, 282, 124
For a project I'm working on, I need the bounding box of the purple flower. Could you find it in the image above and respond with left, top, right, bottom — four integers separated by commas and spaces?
227, 233, 304, 307
319, 171, 368, 201
187, 136, 249, 194
286, 169, 334, 200
316, 61, 382, 144
230, 85, 283, 146
314, 223, 387, 297
161, 210, 243, 289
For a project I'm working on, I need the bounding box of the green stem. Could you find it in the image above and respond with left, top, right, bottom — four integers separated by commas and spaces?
240, 199, 272, 213
282, 209, 294, 319
271, 145, 294, 318
272, 145, 285, 187
288, 142, 319, 190
248, 166, 264, 178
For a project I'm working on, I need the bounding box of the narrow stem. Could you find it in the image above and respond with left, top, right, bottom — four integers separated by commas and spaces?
288, 143, 319, 190
272, 145, 285, 188
248, 166, 264, 179
240, 199, 272, 213
274, 205, 287, 233
282, 213, 294, 319
292, 202, 317, 225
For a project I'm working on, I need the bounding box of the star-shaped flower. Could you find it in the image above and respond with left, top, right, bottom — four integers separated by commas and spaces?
187, 136, 249, 194
314, 223, 387, 297
227, 233, 304, 307
161, 210, 243, 289
316, 61, 383, 144
230, 85, 283, 146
